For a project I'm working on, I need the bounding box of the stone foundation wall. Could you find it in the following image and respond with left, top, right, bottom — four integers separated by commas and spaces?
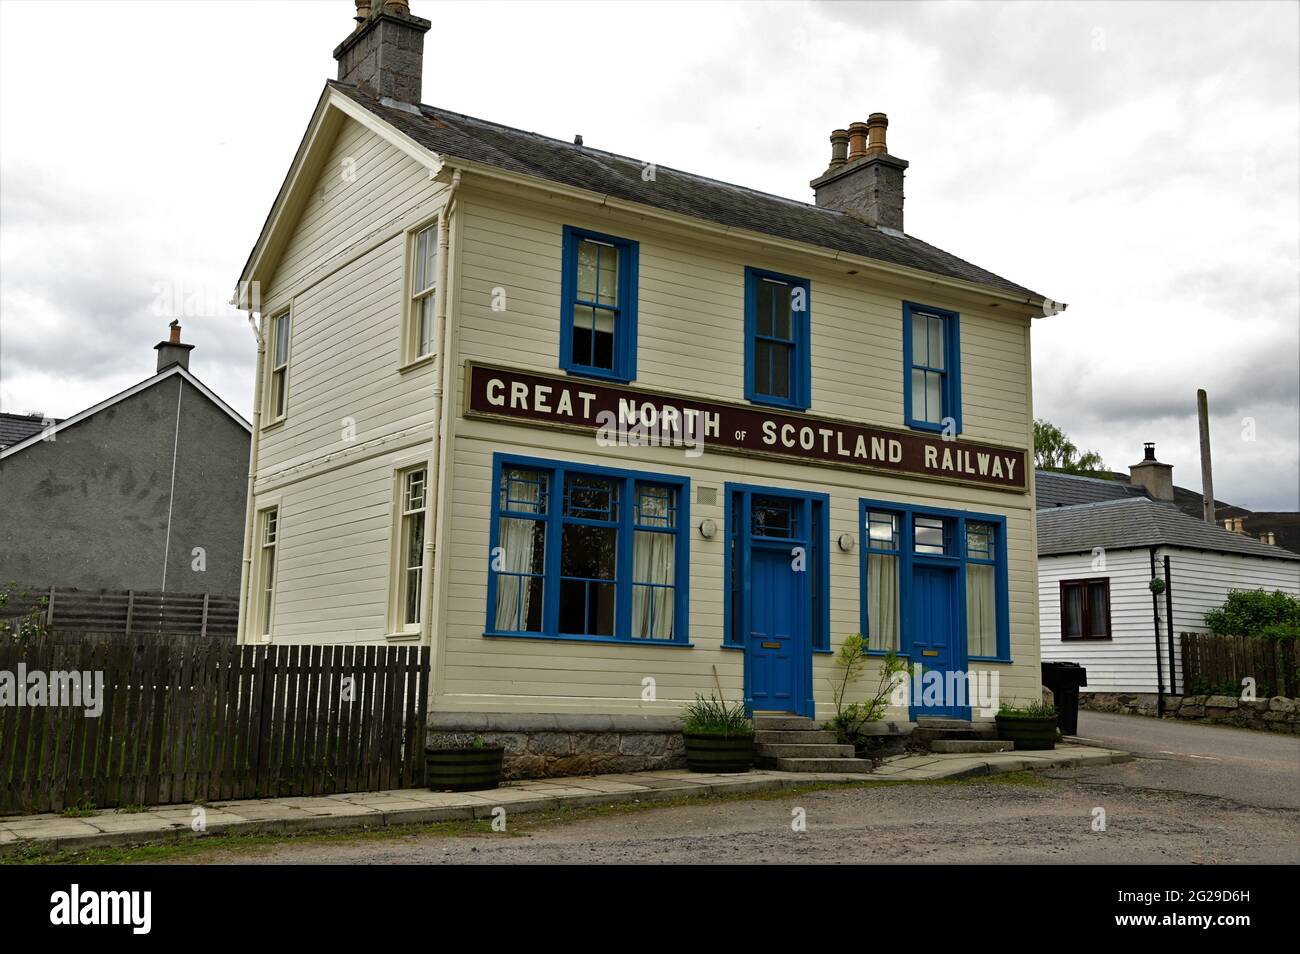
1081, 692, 1300, 733
427, 713, 686, 779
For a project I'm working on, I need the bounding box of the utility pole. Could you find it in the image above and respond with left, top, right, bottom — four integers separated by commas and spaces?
1197, 389, 1215, 524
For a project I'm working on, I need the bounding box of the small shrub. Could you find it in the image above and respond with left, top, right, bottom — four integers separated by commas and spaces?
997, 699, 1058, 719
825, 636, 909, 745
681, 694, 752, 738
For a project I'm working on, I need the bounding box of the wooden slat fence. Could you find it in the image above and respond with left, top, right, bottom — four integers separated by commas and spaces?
1180, 632, 1300, 698
1, 585, 239, 638
0, 640, 429, 815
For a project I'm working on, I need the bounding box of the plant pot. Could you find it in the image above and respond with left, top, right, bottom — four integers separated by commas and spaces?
995, 714, 1058, 751
682, 732, 755, 773
426, 746, 505, 791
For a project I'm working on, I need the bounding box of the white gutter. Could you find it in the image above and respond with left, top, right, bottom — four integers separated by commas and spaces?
236, 311, 267, 644
421, 168, 462, 646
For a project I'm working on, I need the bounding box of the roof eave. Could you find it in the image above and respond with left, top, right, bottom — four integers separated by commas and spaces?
434, 152, 1056, 315
233, 84, 444, 310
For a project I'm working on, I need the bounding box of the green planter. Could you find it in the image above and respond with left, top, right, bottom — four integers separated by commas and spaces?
995, 714, 1058, 751
682, 732, 755, 773
426, 746, 505, 791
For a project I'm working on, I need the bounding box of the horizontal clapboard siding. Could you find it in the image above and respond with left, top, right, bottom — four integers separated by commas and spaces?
455, 190, 1032, 448
256, 116, 445, 479
1040, 546, 1300, 693
436, 422, 1039, 718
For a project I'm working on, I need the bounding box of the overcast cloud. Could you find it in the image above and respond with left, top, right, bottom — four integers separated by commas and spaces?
1, 0, 1296, 509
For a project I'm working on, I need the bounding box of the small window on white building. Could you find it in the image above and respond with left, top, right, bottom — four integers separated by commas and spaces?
258, 507, 279, 638
268, 313, 291, 421
396, 468, 428, 630
410, 224, 438, 361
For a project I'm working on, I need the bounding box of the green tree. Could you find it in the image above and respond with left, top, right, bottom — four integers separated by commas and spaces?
1034, 419, 1108, 475
1203, 589, 1300, 638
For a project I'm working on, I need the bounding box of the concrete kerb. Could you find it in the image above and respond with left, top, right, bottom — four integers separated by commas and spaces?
0, 745, 1130, 858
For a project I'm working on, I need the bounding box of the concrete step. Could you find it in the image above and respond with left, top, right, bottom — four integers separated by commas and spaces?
915, 717, 975, 729
911, 724, 997, 743
754, 742, 857, 759
753, 729, 837, 745
764, 757, 874, 773
928, 739, 1013, 754
752, 715, 818, 732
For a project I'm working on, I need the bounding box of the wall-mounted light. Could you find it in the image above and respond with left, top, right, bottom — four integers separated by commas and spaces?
837, 532, 856, 553
699, 518, 717, 539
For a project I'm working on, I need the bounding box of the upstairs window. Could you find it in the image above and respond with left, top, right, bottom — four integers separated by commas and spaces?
1061, 579, 1111, 640
903, 302, 961, 432
745, 268, 811, 410
410, 223, 439, 361
560, 226, 638, 382
268, 312, 291, 422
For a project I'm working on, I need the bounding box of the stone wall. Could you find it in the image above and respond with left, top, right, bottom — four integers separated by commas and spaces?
427, 713, 686, 779
1081, 692, 1300, 733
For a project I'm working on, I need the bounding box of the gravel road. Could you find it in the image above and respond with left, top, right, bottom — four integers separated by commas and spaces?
171, 766, 1299, 865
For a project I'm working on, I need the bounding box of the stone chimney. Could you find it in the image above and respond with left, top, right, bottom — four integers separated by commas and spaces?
333, 0, 431, 104
810, 113, 908, 232
1129, 442, 1174, 501
154, 320, 194, 372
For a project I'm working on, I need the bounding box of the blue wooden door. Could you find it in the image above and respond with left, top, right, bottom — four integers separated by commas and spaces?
748, 545, 802, 713
911, 563, 964, 718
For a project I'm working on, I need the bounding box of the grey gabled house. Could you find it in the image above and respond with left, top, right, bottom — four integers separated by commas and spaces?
0, 324, 251, 595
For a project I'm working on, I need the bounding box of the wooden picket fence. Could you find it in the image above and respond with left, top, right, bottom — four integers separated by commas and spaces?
1, 585, 239, 638
1180, 632, 1300, 698
0, 639, 429, 815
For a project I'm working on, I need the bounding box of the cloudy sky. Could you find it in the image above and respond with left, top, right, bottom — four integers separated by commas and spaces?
1, 0, 1296, 509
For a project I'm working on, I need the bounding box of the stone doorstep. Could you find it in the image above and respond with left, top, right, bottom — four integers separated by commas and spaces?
0, 748, 1130, 856
754, 730, 838, 745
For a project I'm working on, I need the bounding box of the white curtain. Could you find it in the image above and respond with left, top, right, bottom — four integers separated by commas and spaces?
867, 553, 899, 651
966, 563, 996, 656
632, 530, 674, 639
494, 477, 542, 631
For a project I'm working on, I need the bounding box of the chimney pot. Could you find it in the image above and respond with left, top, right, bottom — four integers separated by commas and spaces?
829, 129, 849, 167
846, 121, 869, 161
865, 112, 888, 155
1143, 442, 1157, 461
154, 321, 194, 372
810, 113, 908, 231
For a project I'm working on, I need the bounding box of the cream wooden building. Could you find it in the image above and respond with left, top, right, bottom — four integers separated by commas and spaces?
234, 1, 1062, 769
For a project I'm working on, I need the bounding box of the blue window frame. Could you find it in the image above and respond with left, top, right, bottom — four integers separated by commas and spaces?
486, 454, 689, 645
745, 267, 811, 410
559, 226, 639, 382
903, 302, 961, 433
858, 499, 1010, 662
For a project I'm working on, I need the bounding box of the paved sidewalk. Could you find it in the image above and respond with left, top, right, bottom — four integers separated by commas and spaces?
0, 743, 1128, 856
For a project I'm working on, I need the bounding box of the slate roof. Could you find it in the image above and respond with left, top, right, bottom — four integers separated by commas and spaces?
329, 81, 1045, 300
0, 412, 56, 450
1037, 498, 1300, 562
1035, 470, 1149, 508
